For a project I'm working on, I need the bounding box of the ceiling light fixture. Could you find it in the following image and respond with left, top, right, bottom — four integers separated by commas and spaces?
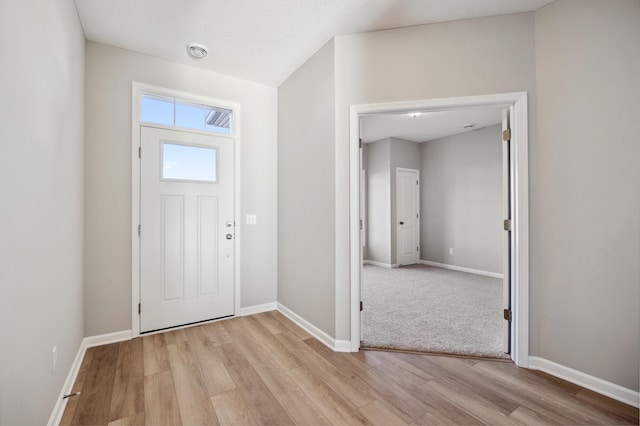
408, 112, 421, 118
187, 43, 208, 59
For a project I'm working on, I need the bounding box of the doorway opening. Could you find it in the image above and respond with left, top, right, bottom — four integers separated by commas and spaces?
349, 93, 530, 367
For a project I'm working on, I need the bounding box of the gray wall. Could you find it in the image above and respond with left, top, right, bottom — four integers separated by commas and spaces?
390, 139, 421, 265
278, 40, 336, 337
364, 137, 420, 265
364, 139, 391, 264
0, 1, 85, 424
420, 125, 503, 274
334, 12, 537, 340
533, 0, 639, 391
84, 42, 278, 336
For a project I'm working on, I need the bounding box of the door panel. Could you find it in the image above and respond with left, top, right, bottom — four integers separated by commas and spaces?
140, 126, 234, 333
396, 168, 420, 266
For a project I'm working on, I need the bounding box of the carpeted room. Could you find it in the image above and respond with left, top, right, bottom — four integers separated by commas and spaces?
361, 113, 508, 359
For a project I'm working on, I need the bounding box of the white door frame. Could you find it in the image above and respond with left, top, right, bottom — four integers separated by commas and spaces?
349, 92, 530, 367
131, 82, 242, 337
395, 167, 420, 266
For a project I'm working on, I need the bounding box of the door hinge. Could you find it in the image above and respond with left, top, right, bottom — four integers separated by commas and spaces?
360, 301, 363, 311
138, 146, 141, 158
502, 128, 511, 141
416, 212, 419, 218
503, 308, 512, 322
138, 224, 141, 236
359, 138, 363, 149
138, 303, 141, 315
503, 219, 512, 232
417, 246, 419, 252
360, 219, 363, 230
416, 180, 419, 185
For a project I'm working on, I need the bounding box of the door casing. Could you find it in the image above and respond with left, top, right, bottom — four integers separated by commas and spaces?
349, 92, 529, 367
131, 82, 242, 337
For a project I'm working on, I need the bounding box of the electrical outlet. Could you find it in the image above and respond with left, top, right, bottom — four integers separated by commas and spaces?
52, 346, 57, 372
449, 248, 454, 255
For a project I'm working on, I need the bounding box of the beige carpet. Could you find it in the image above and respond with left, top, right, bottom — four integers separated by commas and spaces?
362, 263, 510, 359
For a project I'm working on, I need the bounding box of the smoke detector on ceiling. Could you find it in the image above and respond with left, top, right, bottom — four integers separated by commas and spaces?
187, 43, 208, 59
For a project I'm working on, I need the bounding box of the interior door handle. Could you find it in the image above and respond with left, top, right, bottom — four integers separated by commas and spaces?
226, 234, 233, 240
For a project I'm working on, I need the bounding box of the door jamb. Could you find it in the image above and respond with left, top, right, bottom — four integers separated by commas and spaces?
349, 92, 529, 367
131, 82, 242, 338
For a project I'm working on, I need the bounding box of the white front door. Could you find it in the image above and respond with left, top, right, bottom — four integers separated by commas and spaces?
396, 168, 420, 266
140, 126, 234, 333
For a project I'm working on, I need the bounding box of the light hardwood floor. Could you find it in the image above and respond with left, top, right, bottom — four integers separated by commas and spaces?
61, 311, 639, 425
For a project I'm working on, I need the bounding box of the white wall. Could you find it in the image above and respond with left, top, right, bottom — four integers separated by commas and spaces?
334, 12, 537, 340
420, 125, 503, 273
0, 1, 85, 424
534, 0, 639, 391
278, 41, 336, 336
364, 139, 392, 264
84, 42, 278, 336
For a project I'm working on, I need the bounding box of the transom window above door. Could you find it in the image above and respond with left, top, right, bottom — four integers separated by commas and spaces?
140, 93, 233, 135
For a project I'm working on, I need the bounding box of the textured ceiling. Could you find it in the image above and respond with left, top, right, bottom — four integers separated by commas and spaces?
74, 0, 553, 87
361, 107, 504, 144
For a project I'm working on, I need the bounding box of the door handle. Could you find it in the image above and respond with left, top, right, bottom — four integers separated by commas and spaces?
226, 234, 233, 240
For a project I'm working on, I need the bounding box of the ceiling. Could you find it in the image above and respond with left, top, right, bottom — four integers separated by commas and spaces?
74, 0, 553, 87
361, 107, 504, 144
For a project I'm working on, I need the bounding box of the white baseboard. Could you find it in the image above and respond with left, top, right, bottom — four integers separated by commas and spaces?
529, 356, 639, 408
277, 303, 349, 352
48, 330, 132, 426
240, 302, 277, 317
363, 260, 399, 269
418, 260, 503, 279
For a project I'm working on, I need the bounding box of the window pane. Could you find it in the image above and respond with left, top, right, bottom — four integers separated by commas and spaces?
175, 102, 207, 130
205, 107, 233, 135
162, 142, 217, 182
141, 95, 173, 126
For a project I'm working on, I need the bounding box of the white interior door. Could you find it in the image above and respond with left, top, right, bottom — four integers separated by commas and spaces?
140, 126, 234, 333
502, 108, 513, 353
396, 168, 420, 266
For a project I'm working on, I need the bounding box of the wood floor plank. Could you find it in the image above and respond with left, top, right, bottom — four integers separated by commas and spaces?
71, 343, 119, 426
163, 327, 189, 345
224, 317, 273, 366
60, 346, 95, 425
358, 400, 408, 425
276, 330, 375, 409
142, 333, 169, 376
109, 338, 144, 421
508, 405, 560, 425
184, 325, 236, 396
425, 380, 524, 425
253, 358, 332, 425
243, 315, 301, 371
144, 371, 182, 426
210, 390, 258, 426
266, 311, 312, 339
200, 320, 234, 346
252, 311, 285, 334
107, 412, 145, 426
167, 341, 219, 426
575, 388, 639, 423
473, 361, 622, 425
218, 341, 294, 425
286, 365, 371, 425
